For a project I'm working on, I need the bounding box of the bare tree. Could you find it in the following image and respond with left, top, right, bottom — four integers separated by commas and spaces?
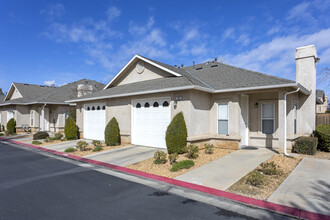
317, 67, 330, 96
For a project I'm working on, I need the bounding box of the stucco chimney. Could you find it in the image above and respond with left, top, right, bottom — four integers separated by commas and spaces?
295, 45, 318, 133
77, 84, 93, 97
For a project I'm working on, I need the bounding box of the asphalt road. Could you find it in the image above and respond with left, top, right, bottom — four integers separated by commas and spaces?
0, 141, 257, 220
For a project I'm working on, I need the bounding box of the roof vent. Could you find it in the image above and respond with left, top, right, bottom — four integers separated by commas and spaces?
174, 65, 178, 68
181, 64, 184, 67
211, 64, 218, 68
196, 67, 203, 70
214, 58, 217, 62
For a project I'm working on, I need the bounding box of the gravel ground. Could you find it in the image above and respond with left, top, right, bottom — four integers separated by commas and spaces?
227, 154, 302, 200
127, 148, 233, 178
66, 143, 126, 157
297, 150, 330, 160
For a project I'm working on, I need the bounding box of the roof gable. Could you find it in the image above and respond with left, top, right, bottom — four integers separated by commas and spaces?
104, 55, 182, 89
4, 83, 23, 101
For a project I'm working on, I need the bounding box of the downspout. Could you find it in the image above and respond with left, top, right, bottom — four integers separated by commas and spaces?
283, 88, 300, 156
42, 103, 46, 131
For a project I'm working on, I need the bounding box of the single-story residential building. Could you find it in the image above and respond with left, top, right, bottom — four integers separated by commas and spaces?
316, 89, 328, 113
67, 45, 318, 153
0, 79, 105, 133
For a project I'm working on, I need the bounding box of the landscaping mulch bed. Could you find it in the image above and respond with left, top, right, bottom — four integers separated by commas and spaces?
298, 151, 330, 160
66, 143, 125, 157
226, 154, 302, 200
39, 140, 68, 146
127, 147, 233, 179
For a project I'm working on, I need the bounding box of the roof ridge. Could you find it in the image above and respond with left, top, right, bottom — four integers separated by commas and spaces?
181, 69, 215, 90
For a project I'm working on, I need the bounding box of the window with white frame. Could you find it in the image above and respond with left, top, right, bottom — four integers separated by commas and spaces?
262, 103, 275, 134
30, 110, 34, 126
65, 112, 69, 120
218, 103, 229, 135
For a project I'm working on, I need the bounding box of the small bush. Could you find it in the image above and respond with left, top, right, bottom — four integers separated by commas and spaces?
205, 143, 214, 154
61, 137, 68, 141
44, 137, 52, 143
55, 132, 63, 140
76, 141, 88, 151
246, 171, 265, 187
0, 133, 4, 136
166, 112, 188, 154
64, 116, 77, 140
50, 137, 58, 141
105, 117, 120, 146
168, 153, 178, 165
292, 136, 318, 155
0, 123, 2, 132
92, 140, 101, 147
33, 131, 49, 140
7, 118, 16, 134
65, 147, 76, 153
170, 160, 194, 172
93, 146, 103, 152
259, 162, 281, 175
153, 151, 167, 164
32, 140, 42, 145
187, 145, 199, 159
315, 124, 330, 152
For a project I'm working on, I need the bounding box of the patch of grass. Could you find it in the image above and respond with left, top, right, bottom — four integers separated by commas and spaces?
246, 171, 265, 187
170, 160, 194, 172
32, 140, 42, 145
92, 146, 103, 152
64, 147, 76, 153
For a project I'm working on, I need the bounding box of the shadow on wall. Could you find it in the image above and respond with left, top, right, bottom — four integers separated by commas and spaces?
266, 134, 273, 148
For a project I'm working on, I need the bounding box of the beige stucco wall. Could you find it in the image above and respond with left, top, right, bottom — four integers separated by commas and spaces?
15, 105, 30, 127
115, 61, 172, 86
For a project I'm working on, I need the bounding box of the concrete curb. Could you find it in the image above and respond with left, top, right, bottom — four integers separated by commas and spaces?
1, 137, 329, 220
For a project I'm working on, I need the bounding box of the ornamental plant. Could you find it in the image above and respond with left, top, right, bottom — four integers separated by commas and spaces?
104, 117, 120, 146
64, 116, 77, 140
165, 112, 187, 154
7, 118, 16, 135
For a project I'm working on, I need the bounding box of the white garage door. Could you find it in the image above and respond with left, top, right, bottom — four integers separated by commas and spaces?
132, 98, 171, 148
84, 103, 106, 140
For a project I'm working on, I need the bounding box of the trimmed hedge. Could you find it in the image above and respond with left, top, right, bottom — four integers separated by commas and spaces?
170, 160, 194, 172
315, 124, 330, 152
105, 117, 120, 146
292, 136, 318, 155
33, 131, 49, 140
64, 116, 77, 140
7, 118, 16, 134
166, 112, 187, 154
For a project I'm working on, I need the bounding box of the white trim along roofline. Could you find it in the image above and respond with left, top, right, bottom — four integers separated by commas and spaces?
103, 55, 182, 89
66, 83, 310, 103
4, 83, 23, 101
0, 101, 76, 107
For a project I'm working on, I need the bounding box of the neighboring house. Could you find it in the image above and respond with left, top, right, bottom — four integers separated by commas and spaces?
316, 89, 328, 113
0, 95, 4, 130
67, 45, 318, 152
0, 79, 105, 133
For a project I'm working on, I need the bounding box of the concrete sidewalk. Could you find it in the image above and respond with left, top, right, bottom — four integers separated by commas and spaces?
268, 157, 330, 216
175, 147, 275, 190
85, 145, 159, 167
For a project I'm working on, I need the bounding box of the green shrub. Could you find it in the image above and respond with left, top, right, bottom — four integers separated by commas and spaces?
55, 132, 63, 140
76, 141, 88, 151
44, 137, 52, 143
205, 143, 214, 154
170, 160, 194, 172
105, 117, 120, 146
50, 137, 58, 141
61, 137, 68, 141
7, 118, 16, 134
292, 136, 318, 155
168, 153, 178, 165
315, 124, 330, 152
33, 131, 49, 140
0, 123, 2, 132
187, 145, 199, 159
259, 162, 281, 175
69, 108, 76, 122
64, 116, 77, 140
32, 140, 42, 145
166, 112, 187, 154
153, 151, 167, 164
93, 146, 103, 152
92, 140, 101, 147
246, 171, 265, 187
0, 133, 4, 136
64, 147, 76, 153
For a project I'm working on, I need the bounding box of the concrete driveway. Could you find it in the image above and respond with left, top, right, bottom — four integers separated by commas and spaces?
85, 145, 159, 167
175, 147, 275, 190
268, 157, 330, 216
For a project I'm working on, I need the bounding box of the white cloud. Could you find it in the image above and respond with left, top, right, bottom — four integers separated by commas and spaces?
44, 80, 56, 86
267, 26, 281, 35
222, 28, 235, 39
106, 7, 121, 21
287, 2, 310, 20
235, 33, 250, 46
41, 4, 65, 20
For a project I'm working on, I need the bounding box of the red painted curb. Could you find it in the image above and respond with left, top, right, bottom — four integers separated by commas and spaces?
1, 137, 329, 220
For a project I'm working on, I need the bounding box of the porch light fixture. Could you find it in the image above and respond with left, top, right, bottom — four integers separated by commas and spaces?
254, 102, 258, 108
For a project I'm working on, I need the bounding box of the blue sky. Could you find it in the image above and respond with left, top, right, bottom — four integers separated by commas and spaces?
1, 0, 330, 96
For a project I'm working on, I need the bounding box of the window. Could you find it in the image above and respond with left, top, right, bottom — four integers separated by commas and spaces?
153, 102, 159, 107
102, 106, 106, 110
53, 112, 56, 124
97, 106, 100, 110
136, 103, 141, 108
87, 107, 90, 111
92, 106, 95, 111
30, 110, 34, 126
65, 112, 69, 119
163, 101, 169, 107
144, 102, 150, 108
262, 103, 275, 134
294, 104, 297, 134
218, 103, 228, 135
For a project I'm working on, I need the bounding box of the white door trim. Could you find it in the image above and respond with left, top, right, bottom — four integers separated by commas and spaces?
240, 95, 249, 147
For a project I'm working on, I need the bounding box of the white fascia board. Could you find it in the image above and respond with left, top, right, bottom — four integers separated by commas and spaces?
103, 55, 182, 89
4, 83, 23, 101
0, 102, 71, 106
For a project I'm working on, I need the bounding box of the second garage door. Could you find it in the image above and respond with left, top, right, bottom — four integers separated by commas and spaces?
132, 98, 171, 148
84, 103, 106, 140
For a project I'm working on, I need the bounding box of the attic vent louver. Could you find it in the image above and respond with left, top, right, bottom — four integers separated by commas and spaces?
211, 64, 218, 68
196, 67, 203, 70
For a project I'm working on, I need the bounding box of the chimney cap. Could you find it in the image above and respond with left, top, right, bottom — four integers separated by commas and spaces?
295, 45, 318, 60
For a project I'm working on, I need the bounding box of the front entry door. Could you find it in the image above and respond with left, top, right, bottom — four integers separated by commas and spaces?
240, 95, 249, 147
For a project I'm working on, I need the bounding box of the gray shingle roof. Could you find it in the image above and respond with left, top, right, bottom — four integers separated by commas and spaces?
1, 79, 105, 106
